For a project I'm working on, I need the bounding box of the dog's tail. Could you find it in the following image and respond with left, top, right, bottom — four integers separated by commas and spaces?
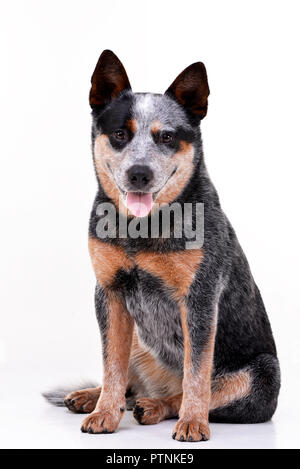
42, 381, 98, 407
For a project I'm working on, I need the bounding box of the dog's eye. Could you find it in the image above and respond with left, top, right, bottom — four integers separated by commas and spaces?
113, 129, 127, 141
160, 132, 174, 144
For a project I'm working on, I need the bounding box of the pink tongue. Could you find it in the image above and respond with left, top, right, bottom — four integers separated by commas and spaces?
126, 192, 153, 217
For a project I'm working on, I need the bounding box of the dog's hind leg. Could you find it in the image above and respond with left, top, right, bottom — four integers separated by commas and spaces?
133, 354, 280, 427
209, 354, 280, 423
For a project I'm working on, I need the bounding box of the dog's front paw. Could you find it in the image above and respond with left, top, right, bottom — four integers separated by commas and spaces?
172, 418, 210, 442
81, 407, 124, 434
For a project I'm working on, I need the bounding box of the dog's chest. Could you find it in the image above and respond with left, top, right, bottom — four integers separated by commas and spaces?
115, 247, 203, 370
124, 267, 185, 371
89, 238, 203, 370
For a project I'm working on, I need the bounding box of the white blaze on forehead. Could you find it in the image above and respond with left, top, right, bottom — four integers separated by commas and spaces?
136, 94, 155, 115
134, 93, 191, 131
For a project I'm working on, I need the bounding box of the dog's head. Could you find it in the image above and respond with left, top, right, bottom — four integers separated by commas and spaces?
90, 50, 209, 217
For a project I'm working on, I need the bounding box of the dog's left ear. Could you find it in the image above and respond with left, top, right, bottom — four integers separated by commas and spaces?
165, 62, 209, 121
89, 50, 131, 110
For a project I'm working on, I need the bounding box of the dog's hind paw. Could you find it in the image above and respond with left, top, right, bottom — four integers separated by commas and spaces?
64, 387, 101, 414
133, 398, 167, 425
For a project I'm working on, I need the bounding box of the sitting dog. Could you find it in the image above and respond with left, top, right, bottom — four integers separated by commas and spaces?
44, 50, 280, 442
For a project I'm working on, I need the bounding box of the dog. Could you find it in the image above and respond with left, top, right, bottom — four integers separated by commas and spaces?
44, 50, 280, 442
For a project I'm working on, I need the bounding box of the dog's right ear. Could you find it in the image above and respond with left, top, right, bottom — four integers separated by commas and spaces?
89, 50, 131, 110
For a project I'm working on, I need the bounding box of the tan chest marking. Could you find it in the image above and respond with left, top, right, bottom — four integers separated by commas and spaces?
134, 249, 203, 298
89, 237, 134, 288
89, 236, 203, 296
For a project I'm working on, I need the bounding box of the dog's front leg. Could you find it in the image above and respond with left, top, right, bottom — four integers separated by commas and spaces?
81, 290, 134, 434
172, 301, 217, 442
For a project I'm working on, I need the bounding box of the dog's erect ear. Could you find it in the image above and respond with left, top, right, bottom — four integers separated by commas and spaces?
165, 62, 209, 121
89, 50, 131, 109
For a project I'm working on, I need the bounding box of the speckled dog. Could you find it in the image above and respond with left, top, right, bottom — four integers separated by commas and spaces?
45, 50, 280, 442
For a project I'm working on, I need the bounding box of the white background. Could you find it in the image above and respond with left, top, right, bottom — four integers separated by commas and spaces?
1, 0, 300, 449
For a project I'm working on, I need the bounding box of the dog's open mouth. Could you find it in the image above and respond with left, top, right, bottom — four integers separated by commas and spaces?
107, 163, 177, 217
122, 168, 178, 217
125, 192, 153, 217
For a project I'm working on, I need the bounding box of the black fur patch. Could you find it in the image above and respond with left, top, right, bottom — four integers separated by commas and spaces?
133, 404, 145, 424
94, 91, 135, 150
151, 125, 196, 153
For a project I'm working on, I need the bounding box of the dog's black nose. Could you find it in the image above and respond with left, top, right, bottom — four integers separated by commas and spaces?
127, 165, 153, 189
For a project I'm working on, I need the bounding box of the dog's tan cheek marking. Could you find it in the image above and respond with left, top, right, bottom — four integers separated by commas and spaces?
134, 249, 203, 298
155, 142, 194, 205
94, 134, 116, 170
210, 371, 251, 410
179, 306, 216, 425
94, 134, 127, 214
129, 328, 182, 398
89, 237, 134, 288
